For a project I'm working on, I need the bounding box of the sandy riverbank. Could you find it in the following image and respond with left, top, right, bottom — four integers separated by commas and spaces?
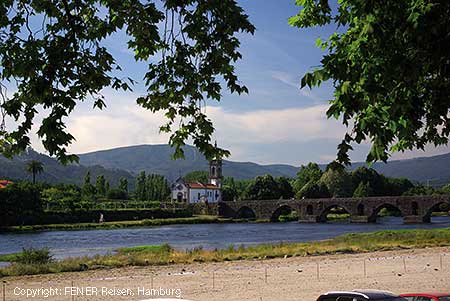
3, 247, 450, 300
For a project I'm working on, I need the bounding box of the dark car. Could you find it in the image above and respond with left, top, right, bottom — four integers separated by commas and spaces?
400, 293, 450, 301
317, 290, 408, 301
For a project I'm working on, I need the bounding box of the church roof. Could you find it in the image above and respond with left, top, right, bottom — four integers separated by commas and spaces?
0, 180, 13, 189
185, 181, 220, 190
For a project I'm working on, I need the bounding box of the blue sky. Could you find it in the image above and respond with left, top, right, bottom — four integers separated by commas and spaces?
6, 1, 449, 166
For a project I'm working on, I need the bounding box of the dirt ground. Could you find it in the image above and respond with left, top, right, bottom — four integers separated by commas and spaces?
2, 247, 450, 301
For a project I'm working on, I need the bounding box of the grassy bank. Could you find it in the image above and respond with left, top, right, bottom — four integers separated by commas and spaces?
1, 227, 450, 277
0, 216, 261, 233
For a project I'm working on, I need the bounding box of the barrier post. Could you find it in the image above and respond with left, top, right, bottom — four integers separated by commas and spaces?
403, 258, 407, 273
364, 259, 367, 277
316, 262, 320, 280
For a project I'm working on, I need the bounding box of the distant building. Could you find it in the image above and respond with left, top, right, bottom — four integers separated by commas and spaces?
171, 158, 222, 203
0, 180, 13, 189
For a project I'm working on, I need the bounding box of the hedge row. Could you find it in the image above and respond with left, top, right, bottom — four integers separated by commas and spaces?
1, 208, 193, 227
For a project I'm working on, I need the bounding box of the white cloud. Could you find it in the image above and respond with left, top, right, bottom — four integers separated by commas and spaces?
3, 87, 448, 164
207, 105, 345, 144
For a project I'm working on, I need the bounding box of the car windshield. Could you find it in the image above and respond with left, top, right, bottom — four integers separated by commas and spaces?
439, 297, 450, 301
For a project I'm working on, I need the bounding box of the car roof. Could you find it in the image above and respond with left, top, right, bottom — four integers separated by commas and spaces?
401, 293, 450, 297
321, 290, 400, 299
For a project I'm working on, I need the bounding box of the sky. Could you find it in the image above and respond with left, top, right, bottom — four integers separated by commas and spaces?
4, 1, 450, 166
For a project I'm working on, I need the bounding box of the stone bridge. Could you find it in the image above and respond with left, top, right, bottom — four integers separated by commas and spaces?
218, 195, 450, 223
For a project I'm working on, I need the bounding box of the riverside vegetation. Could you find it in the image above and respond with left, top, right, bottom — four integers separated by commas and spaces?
1, 227, 450, 277
1, 216, 260, 233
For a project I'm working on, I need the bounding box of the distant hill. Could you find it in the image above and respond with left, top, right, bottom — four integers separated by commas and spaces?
0, 149, 134, 187
350, 153, 450, 186
78, 144, 450, 185
0, 145, 448, 187
78, 144, 298, 181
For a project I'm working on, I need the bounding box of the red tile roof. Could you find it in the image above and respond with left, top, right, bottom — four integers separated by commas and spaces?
185, 181, 220, 190
0, 180, 13, 189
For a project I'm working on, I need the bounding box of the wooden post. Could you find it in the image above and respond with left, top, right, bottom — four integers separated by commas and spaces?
440, 255, 443, 270
2, 282, 5, 301
212, 271, 215, 289
264, 267, 267, 284
364, 259, 367, 277
403, 258, 407, 273
316, 262, 320, 280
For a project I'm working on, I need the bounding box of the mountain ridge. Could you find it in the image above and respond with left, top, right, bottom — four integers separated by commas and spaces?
0, 144, 448, 187
78, 144, 450, 185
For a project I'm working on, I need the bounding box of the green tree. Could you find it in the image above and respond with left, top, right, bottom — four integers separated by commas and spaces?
135, 171, 147, 201
383, 177, 414, 196
351, 167, 383, 196
0, 182, 44, 226
119, 177, 129, 193
353, 182, 373, 197
81, 171, 96, 198
26, 160, 44, 184
146, 174, 170, 201
95, 175, 106, 197
293, 162, 323, 194
319, 164, 352, 197
296, 180, 330, 199
276, 177, 294, 199
244, 175, 281, 200
0, 1, 254, 163
290, 0, 450, 164
183, 170, 209, 184
221, 185, 238, 202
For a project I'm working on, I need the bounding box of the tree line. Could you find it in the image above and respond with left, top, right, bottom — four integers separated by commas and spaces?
184, 163, 450, 202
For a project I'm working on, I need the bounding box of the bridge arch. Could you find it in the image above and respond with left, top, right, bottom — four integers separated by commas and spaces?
235, 206, 256, 219
318, 204, 351, 222
270, 205, 296, 222
369, 203, 403, 223
423, 200, 450, 222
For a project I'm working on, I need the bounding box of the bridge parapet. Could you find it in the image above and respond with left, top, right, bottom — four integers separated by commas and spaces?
218, 195, 450, 224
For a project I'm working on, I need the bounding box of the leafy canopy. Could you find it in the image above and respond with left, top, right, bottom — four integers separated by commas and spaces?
290, 0, 450, 164
0, 0, 254, 163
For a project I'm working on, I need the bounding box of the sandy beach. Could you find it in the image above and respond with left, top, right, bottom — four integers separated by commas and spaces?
3, 247, 450, 301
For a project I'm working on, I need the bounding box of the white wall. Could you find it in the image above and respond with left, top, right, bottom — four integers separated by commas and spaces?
188, 188, 221, 203
172, 185, 188, 201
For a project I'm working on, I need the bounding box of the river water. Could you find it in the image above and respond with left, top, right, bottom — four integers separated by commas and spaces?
1, 217, 450, 260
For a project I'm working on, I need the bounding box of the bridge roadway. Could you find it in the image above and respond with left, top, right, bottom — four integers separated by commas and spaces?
217, 195, 450, 223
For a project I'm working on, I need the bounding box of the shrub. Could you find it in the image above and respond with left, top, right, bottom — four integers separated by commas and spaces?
16, 248, 53, 265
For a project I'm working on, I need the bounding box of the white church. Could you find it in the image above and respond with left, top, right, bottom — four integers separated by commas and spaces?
171, 158, 222, 203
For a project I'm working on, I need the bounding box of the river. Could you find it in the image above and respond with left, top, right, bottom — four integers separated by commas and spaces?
1, 217, 450, 260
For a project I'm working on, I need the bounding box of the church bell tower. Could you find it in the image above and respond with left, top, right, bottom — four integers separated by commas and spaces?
209, 142, 222, 188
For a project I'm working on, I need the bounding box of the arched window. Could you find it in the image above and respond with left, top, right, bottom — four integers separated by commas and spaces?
211, 166, 216, 177
306, 205, 313, 215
